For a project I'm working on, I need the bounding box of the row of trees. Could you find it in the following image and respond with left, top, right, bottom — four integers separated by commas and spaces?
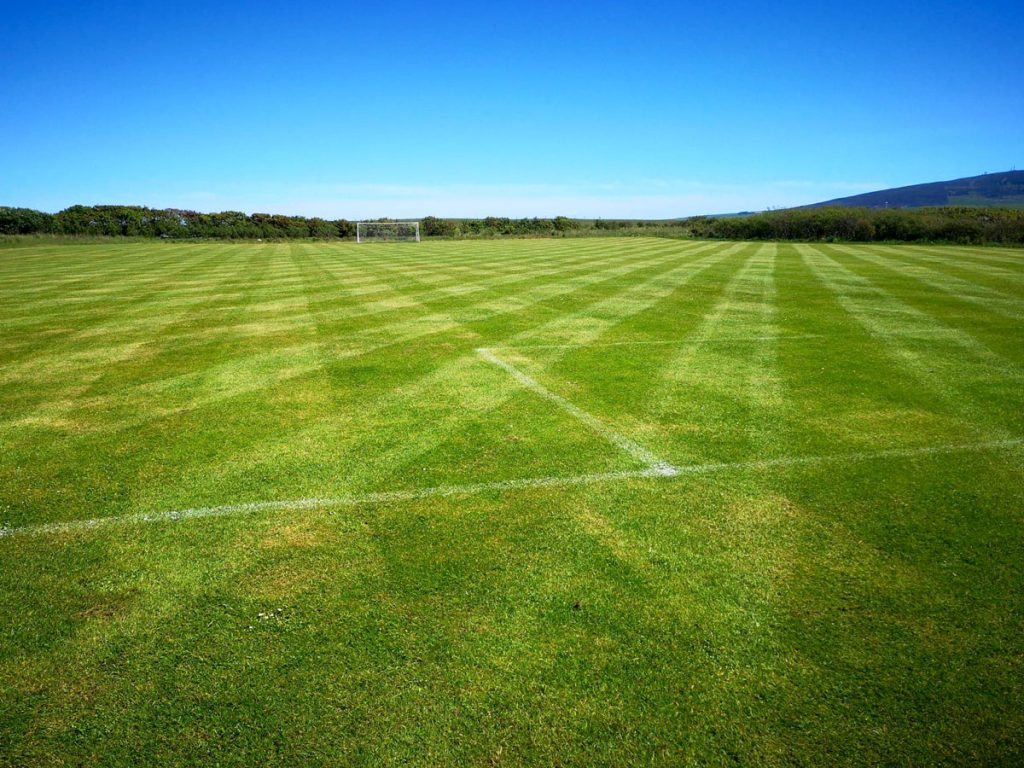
0, 206, 591, 240
421, 216, 580, 237
0, 205, 358, 239
680, 206, 1024, 244
423, 217, 681, 236
3, 204, 1024, 244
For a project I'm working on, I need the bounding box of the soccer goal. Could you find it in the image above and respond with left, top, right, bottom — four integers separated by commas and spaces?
356, 221, 421, 243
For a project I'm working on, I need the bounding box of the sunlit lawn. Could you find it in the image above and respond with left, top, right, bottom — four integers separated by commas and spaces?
1, 237, 1022, 765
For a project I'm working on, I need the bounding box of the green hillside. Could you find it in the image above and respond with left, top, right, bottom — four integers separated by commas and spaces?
805, 170, 1024, 209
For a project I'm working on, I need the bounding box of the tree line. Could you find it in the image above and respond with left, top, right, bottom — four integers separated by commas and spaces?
2, 204, 1023, 244
421, 216, 580, 237
0, 205, 357, 239
680, 206, 1024, 245
430, 208, 1024, 243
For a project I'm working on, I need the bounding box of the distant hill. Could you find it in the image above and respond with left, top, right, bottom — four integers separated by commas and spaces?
802, 170, 1024, 209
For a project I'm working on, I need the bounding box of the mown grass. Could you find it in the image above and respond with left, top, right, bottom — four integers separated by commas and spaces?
1, 238, 1022, 766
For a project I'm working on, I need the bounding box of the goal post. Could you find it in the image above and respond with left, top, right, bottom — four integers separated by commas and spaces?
356, 221, 421, 243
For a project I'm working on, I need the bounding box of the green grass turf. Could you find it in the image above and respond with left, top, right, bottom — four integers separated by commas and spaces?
1, 238, 1023, 765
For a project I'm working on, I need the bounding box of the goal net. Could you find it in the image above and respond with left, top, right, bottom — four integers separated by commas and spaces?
356, 221, 421, 243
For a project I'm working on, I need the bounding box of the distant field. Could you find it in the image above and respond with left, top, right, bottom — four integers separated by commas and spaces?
1, 238, 1023, 766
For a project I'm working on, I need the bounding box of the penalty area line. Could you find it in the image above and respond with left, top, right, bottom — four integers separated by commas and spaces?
0, 467, 665, 539
485, 333, 824, 351
0, 438, 1020, 540
476, 346, 677, 475
481, 327, 978, 353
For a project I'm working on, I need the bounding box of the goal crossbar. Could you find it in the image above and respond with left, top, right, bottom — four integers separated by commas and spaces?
356, 221, 421, 243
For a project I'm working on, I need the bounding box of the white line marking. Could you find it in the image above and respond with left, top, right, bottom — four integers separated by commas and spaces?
668, 437, 1024, 475
0, 468, 662, 539
1, 438, 1020, 540
476, 347, 676, 473
483, 328, 972, 353
485, 333, 823, 351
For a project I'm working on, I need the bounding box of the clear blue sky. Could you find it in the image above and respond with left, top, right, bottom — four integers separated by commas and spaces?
2, 0, 1021, 218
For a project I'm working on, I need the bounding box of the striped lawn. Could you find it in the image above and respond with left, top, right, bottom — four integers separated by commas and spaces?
1, 238, 1023, 766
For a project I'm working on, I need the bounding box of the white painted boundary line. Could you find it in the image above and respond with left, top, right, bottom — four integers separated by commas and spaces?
483, 328, 973, 353
0, 468, 662, 539
485, 333, 823, 351
476, 347, 678, 475
1, 438, 1020, 540
667, 438, 1024, 475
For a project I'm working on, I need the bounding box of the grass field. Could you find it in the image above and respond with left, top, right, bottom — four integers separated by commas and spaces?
1, 237, 1023, 766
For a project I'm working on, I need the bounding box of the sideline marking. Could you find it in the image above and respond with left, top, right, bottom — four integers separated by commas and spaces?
2, 438, 1020, 540
484, 328, 975, 353
486, 333, 823, 351
0, 468, 663, 539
